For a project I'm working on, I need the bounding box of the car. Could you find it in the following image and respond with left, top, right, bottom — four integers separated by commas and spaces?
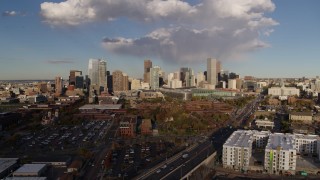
161, 164, 167, 169
156, 169, 161, 173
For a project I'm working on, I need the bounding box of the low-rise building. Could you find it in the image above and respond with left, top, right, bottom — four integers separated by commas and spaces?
119, 116, 136, 137
264, 133, 296, 175
140, 119, 152, 135
13, 164, 47, 177
255, 119, 274, 130
0, 158, 19, 179
289, 112, 313, 124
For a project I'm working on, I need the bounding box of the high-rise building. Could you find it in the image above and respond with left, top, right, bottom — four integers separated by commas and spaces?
196, 72, 205, 87
207, 58, 218, 87
144, 60, 152, 83
112, 70, 128, 92
55, 76, 63, 95
150, 66, 161, 90
131, 79, 142, 90
228, 79, 237, 89
88, 59, 100, 86
98, 60, 107, 90
75, 76, 84, 89
69, 70, 82, 86
185, 68, 195, 87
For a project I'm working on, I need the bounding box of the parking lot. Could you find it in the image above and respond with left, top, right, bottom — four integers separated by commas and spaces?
15, 119, 113, 154
106, 141, 175, 178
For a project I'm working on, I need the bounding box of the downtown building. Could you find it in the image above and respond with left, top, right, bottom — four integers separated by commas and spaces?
207, 58, 220, 88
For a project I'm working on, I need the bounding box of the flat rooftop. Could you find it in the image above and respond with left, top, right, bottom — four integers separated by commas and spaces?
79, 104, 122, 110
294, 134, 320, 140
13, 164, 46, 174
265, 133, 295, 151
224, 130, 252, 148
4, 177, 47, 180
0, 158, 18, 173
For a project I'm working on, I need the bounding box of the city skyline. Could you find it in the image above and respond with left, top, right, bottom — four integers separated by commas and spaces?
1, 0, 320, 80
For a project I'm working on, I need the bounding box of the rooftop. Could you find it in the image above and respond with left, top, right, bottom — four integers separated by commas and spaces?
224, 130, 253, 148
0, 158, 19, 173
79, 104, 122, 110
290, 111, 312, 116
13, 164, 46, 174
294, 134, 320, 140
265, 133, 295, 151
4, 177, 47, 180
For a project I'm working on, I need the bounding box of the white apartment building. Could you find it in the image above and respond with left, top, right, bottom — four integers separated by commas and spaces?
268, 86, 300, 97
169, 79, 182, 89
294, 134, 320, 155
264, 133, 296, 174
252, 131, 270, 148
223, 130, 253, 171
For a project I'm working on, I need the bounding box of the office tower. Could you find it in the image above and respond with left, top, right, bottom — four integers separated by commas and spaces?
180, 67, 189, 86
207, 58, 218, 87
69, 70, 82, 86
131, 79, 142, 90
107, 75, 113, 92
88, 59, 100, 85
204, 71, 207, 81
185, 68, 195, 87
55, 76, 63, 95
169, 79, 182, 88
144, 60, 152, 83
228, 79, 237, 89
112, 70, 128, 92
123, 73, 129, 91
196, 72, 205, 86
75, 76, 84, 89
150, 66, 161, 90
98, 60, 107, 90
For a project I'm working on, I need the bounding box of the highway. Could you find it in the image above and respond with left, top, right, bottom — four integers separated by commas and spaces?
81, 118, 118, 180
125, 96, 262, 180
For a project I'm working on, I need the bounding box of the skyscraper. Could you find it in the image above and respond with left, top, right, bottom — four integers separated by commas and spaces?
207, 58, 218, 87
55, 76, 63, 95
98, 60, 107, 90
150, 66, 161, 90
144, 60, 152, 83
88, 59, 100, 86
69, 70, 82, 86
112, 70, 128, 92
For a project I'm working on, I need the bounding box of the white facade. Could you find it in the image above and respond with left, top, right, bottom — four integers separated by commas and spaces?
228, 79, 237, 90
223, 130, 253, 171
294, 134, 320, 154
88, 59, 100, 85
257, 82, 268, 88
131, 79, 141, 90
207, 58, 217, 86
150, 66, 160, 90
264, 133, 296, 174
98, 60, 107, 89
268, 87, 300, 96
255, 119, 275, 129
169, 79, 182, 89
196, 72, 205, 86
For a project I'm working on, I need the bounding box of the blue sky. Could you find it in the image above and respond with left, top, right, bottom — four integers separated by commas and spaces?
0, 0, 319, 80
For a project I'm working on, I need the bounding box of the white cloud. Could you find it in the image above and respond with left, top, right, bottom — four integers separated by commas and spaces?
2, 11, 18, 17
41, 0, 278, 63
